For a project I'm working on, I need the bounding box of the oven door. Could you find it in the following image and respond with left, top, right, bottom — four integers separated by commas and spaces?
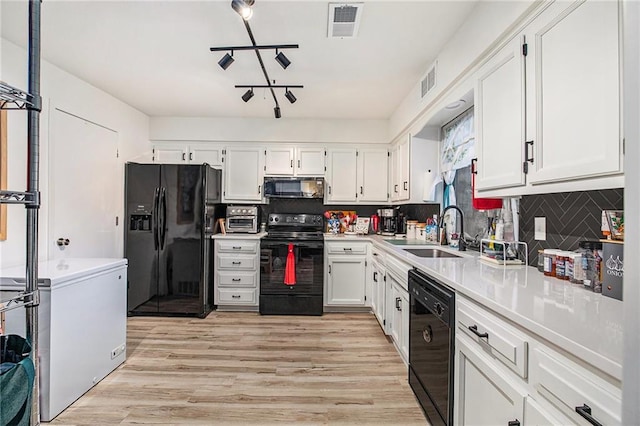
226, 216, 256, 233
260, 240, 324, 295
409, 282, 454, 425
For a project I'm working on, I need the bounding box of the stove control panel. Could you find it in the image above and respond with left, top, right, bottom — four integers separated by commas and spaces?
268, 214, 323, 227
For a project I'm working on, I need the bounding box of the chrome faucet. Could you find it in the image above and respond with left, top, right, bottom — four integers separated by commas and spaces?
438, 205, 466, 251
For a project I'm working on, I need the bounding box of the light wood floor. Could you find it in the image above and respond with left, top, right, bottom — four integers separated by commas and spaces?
48, 312, 428, 425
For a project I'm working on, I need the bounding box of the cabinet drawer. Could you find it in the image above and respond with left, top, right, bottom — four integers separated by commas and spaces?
217, 256, 256, 270
216, 240, 258, 254
385, 255, 410, 291
532, 348, 621, 426
326, 242, 367, 255
217, 288, 257, 305
371, 246, 386, 265
216, 271, 257, 288
457, 297, 528, 378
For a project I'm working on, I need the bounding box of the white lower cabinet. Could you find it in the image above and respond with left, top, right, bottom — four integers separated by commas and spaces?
370, 258, 386, 329
324, 241, 368, 307
455, 334, 527, 426
454, 294, 622, 426
214, 239, 260, 309
388, 278, 409, 363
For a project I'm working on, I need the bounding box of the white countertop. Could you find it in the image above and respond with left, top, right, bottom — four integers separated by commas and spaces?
327, 233, 623, 381
0, 258, 128, 288
211, 232, 267, 240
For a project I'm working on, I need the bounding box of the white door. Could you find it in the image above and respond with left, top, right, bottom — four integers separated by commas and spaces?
358, 148, 389, 202
50, 109, 119, 259
326, 256, 366, 305
326, 149, 357, 203
397, 136, 410, 200
370, 262, 385, 327
223, 147, 264, 201
527, 0, 621, 184
389, 145, 399, 202
475, 36, 526, 190
455, 335, 526, 425
296, 147, 325, 176
153, 144, 187, 163
399, 289, 409, 362
265, 147, 294, 175
190, 145, 223, 167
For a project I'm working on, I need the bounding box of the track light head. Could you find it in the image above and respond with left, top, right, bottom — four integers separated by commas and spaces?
285, 89, 297, 104
218, 52, 234, 70
231, 0, 255, 20
274, 106, 281, 119
241, 89, 254, 102
275, 51, 291, 69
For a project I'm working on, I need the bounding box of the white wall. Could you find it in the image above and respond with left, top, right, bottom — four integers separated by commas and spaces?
622, 0, 640, 423
150, 116, 389, 144
390, 0, 538, 138
0, 39, 150, 269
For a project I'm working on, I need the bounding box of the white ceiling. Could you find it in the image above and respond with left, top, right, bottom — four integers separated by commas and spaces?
1, 1, 477, 120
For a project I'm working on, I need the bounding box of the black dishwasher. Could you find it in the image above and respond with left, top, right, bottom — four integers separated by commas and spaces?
408, 268, 455, 426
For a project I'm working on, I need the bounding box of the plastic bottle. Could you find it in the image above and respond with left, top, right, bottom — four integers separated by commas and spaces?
502, 207, 515, 242
495, 219, 505, 241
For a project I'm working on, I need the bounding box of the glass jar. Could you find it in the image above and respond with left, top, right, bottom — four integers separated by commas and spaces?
568, 252, 583, 285
556, 251, 571, 280
543, 249, 560, 277
406, 220, 418, 240
537, 250, 545, 272
578, 241, 603, 292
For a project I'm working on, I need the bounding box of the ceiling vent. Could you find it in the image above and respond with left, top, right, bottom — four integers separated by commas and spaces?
328, 3, 363, 38
421, 62, 437, 98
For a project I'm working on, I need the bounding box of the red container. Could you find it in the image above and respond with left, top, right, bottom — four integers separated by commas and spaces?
370, 214, 379, 233
471, 159, 503, 210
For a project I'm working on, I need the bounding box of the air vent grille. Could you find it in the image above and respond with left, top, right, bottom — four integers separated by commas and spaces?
421, 62, 437, 98
328, 3, 363, 38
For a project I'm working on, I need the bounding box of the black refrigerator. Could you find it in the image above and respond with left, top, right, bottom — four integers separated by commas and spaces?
124, 163, 223, 317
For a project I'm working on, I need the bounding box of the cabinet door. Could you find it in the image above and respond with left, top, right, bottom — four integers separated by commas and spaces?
357, 148, 389, 202
397, 136, 410, 200
296, 147, 325, 176
475, 36, 527, 190
190, 146, 223, 167
527, 0, 621, 184
326, 149, 358, 203
390, 279, 402, 346
265, 147, 295, 175
370, 262, 386, 328
455, 335, 526, 426
223, 147, 264, 201
153, 145, 187, 163
399, 289, 409, 363
326, 256, 366, 305
389, 144, 400, 201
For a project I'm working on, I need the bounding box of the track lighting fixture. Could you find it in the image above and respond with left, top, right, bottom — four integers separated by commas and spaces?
241, 88, 254, 102
210, 1, 303, 118
231, 0, 255, 20
285, 89, 297, 104
275, 51, 291, 69
218, 52, 234, 70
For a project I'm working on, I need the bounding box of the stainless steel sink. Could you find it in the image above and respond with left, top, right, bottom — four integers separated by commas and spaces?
403, 248, 462, 258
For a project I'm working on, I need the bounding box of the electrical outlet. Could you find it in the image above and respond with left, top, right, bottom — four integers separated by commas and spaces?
111, 344, 126, 359
534, 217, 546, 241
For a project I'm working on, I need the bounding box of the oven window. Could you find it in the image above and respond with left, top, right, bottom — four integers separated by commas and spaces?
260, 243, 323, 294
410, 295, 451, 423
228, 218, 254, 227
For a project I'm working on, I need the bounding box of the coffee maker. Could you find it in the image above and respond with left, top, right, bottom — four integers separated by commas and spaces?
378, 208, 397, 236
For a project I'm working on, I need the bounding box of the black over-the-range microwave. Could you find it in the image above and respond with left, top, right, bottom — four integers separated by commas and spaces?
263, 177, 324, 199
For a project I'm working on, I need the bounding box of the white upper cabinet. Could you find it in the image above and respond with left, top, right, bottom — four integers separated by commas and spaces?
526, 0, 621, 185
296, 147, 326, 176
326, 147, 390, 204
475, 36, 527, 191
326, 148, 358, 203
264, 147, 295, 175
390, 137, 410, 202
264, 146, 325, 176
153, 144, 223, 167
357, 148, 389, 202
223, 147, 265, 202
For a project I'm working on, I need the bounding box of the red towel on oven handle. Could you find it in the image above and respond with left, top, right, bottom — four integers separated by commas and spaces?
284, 243, 296, 285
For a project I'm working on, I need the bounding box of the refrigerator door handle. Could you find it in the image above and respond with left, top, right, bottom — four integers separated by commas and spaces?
160, 187, 167, 250
153, 187, 160, 250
